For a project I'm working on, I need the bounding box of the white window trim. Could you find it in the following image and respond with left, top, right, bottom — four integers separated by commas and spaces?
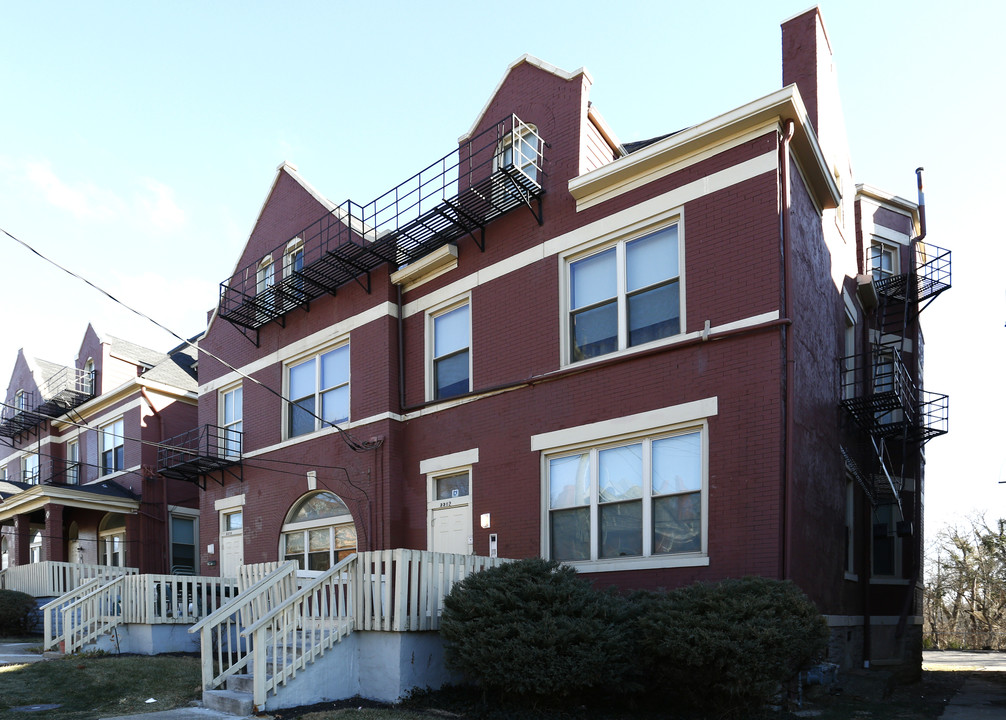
425, 466, 474, 554
425, 295, 472, 403
99, 417, 125, 477
219, 382, 243, 458
535, 399, 716, 573
559, 209, 685, 368
283, 238, 305, 278
214, 494, 246, 512
869, 238, 900, 281
278, 492, 357, 571
283, 340, 351, 441
67, 439, 80, 485
169, 507, 199, 573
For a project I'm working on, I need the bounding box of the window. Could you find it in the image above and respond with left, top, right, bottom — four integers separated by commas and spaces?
1, 537, 7, 570
842, 310, 856, 401
223, 510, 243, 532
100, 419, 124, 475
30, 531, 42, 563
845, 479, 855, 576
280, 492, 357, 572
430, 302, 471, 400
22, 454, 39, 484
220, 385, 242, 457
288, 345, 349, 438
284, 240, 304, 277
14, 389, 27, 412
872, 503, 901, 577
547, 428, 704, 565
67, 440, 80, 484
170, 515, 197, 574
0, 465, 6, 482
256, 256, 275, 295
869, 241, 898, 282
568, 224, 680, 363
84, 358, 95, 395
99, 513, 126, 567
499, 125, 540, 183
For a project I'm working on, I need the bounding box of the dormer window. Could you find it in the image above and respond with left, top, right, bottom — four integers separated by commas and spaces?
84, 358, 95, 394
498, 124, 540, 183
14, 389, 27, 412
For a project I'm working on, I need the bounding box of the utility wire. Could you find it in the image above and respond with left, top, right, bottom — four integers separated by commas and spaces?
0, 225, 380, 453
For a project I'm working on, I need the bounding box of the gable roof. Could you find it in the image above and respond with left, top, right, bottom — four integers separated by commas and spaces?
459, 54, 592, 142
105, 335, 168, 368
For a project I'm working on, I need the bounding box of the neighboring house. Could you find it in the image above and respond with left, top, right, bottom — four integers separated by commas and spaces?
156, 6, 947, 672
0, 324, 200, 575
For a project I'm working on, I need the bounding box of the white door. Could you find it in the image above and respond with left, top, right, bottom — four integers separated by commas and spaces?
220, 510, 244, 577
431, 505, 471, 555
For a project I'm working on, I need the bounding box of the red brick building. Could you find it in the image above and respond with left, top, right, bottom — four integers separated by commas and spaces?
0, 325, 200, 575
170, 8, 948, 670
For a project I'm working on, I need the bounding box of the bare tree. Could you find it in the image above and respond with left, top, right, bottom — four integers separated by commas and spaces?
925, 514, 1006, 649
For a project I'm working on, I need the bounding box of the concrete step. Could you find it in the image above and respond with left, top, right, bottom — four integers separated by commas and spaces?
225, 674, 254, 694
202, 689, 253, 717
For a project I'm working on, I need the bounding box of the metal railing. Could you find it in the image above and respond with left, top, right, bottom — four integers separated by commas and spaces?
218, 114, 545, 331
157, 424, 243, 483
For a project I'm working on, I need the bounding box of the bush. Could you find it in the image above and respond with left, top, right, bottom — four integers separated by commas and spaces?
632, 577, 828, 716
440, 558, 633, 703
0, 589, 37, 636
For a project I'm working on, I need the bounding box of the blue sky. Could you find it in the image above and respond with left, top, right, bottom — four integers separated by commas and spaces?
1, 0, 1002, 536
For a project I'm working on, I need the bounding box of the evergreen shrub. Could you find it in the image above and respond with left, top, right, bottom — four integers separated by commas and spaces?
632, 576, 829, 716
0, 589, 37, 636
440, 557, 633, 703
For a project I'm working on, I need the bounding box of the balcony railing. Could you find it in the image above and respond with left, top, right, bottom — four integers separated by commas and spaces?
840, 348, 947, 443
157, 424, 242, 487
875, 241, 951, 304
218, 114, 546, 333
0, 367, 95, 440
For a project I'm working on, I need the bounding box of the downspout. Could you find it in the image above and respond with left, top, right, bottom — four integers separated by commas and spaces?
779, 119, 796, 581
140, 386, 169, 573
397, 284, 406, 412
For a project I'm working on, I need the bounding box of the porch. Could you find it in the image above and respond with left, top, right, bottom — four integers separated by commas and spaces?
1, 551, 505, 713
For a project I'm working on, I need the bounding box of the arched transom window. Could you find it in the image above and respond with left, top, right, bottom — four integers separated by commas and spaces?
280, 492, 357, 572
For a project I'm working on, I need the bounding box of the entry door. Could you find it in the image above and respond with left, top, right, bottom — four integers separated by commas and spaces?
220, 509, 244, 578
431, 505, 471, 555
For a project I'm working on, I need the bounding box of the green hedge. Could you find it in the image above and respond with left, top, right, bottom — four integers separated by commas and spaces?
440, 558, 634, 703
441, 562, 827, 716
0, 589, 37, 637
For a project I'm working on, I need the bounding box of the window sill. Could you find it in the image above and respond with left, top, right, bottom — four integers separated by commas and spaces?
844, 572, 859, 582
869, 577, 911, 585
562, 553, 709, 573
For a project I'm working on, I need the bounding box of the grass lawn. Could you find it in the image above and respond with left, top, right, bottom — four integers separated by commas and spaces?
0, 653, 201, 720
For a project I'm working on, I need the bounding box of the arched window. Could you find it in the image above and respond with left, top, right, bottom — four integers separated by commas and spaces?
497, 123, 540, 182
84, 358, 95, 395
1, 536, 8, 570
99, 513, 127, 567
29, 531, 43, 563
280, 492, 357, 572
256, 256, 275, 295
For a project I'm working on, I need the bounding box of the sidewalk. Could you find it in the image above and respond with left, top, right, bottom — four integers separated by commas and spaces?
924, 650, 1006, 719
0, 641, 47, 665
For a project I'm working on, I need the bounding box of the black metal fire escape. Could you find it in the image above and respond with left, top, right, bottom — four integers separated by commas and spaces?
0, 367, 95, 445
156, 425, 243, 490
217, 114, 547, 346
840, 171, 950, 512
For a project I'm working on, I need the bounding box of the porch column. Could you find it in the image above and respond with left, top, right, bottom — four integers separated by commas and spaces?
125, 512, 142, 571
43, 504, 65, 562
12, 514, 30, 565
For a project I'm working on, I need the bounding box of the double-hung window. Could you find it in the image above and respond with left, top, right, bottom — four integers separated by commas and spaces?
869, 241, 897, 282
430, 302, 471, 401
221, 385, 243, 457
284, 240, 304, 277
547, 427, 704, 565
256, 256, 275, 295
568, 224, 681, 363
67, 440, 80, 484
22, 453, 39, 484
100, 418, 124, 475
288, 345, 349, 438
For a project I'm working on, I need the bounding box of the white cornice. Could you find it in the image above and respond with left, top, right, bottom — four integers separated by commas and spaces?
0, 485, 140, 521
569, 85, 840, 213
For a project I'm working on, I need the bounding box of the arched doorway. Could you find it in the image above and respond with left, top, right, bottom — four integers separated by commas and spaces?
99, 513, 126, 567
279, 492, 357, 573
1, 536, 8, 570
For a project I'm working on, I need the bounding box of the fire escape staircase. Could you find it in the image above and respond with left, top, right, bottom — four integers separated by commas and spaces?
217, 114, 546, 346
157, 425, 243, 489
840, 241, 951, 509
0, 367, 95, 444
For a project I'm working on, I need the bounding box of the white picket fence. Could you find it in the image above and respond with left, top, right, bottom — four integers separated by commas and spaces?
1, 561, 138, 597
190, 549, 507, 710
41, 572, 241, 653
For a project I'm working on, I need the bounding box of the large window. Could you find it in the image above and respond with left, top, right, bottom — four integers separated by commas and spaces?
100, 418, 124, 475
256, 256, 275, 295
288, 345, 349, 438
170, 515, 197, 575
547, 428, 703, 565
430, 302, 471, 400
220, 385, 242, 457
281, 492, 357, 572
872, 503, 901, 577
568, 224, 680, 363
